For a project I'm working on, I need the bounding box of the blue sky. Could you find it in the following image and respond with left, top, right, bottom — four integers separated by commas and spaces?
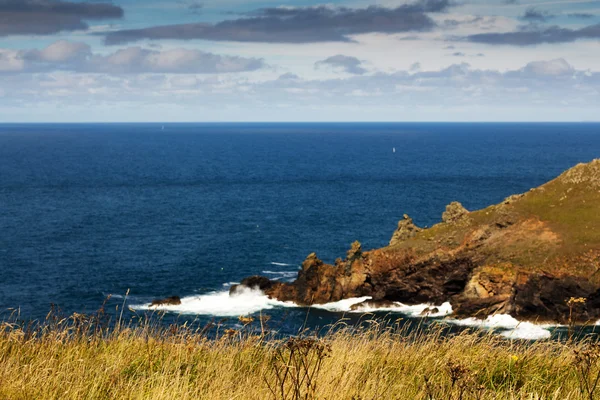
1, 0, 600, 122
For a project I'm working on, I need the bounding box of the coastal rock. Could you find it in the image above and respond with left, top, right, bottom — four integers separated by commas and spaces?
420, 307, 439, 316
150, 296, 181, 307
559, 159, 600, 188
350, 300, 398, 311
243, 160, 600, 323
346, 241, 363, 261
389, 214, 422, 246
229, 276, 275, 295
442, 202, 469, 223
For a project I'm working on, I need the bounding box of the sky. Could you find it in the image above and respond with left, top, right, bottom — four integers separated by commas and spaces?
1, 0, 600, 122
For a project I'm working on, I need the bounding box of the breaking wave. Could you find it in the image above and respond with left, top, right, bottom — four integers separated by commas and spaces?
447, 314, 553, 340
131, 286, 555, 340
270, 262, 294, 267
310, 297, 373, 312
130, 287, 295, 317
349, 301, 453, 318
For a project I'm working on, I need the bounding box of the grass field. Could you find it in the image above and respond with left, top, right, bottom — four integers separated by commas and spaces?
1, 307, 600, 400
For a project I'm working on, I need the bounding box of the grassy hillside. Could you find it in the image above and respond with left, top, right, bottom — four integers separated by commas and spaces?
388, 159, 600, 276
1, 315, 600, 400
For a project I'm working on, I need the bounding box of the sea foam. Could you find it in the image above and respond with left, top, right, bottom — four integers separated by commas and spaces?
132, 287, 553, 340
310, 297, 373, 312
131, 287, 295, 317
448, 314, 552, 340
349, 301, 453, 317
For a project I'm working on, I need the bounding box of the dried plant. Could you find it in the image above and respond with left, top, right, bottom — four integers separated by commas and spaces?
566, 297, 587, 341
265, 337, 331, 400
573, 343, 600, 400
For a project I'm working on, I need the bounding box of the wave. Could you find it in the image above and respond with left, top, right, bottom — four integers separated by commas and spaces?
131, 287, 552, 340
130, 287, 295, 317
261, 270, 298, 281
129, 291, 451, 319
447, 314, 553, 340
310, 297, 374, 312
349, 301, 453, 318
270, 262, 294, 267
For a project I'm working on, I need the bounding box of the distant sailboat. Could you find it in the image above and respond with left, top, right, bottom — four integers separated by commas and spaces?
393, 147, 396, 153
161, 125, 165, 131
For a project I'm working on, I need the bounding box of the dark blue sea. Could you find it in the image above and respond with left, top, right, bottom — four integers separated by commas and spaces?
1, 123, 599, 339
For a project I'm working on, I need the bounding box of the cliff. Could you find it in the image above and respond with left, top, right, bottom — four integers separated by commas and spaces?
233, 160, 600, 323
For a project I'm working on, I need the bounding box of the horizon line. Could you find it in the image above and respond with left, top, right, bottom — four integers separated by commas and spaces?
1, 121, 600, 125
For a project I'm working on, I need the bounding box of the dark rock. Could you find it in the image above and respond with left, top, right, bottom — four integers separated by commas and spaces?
150, 296, 181, 307
452, 295, 511, 318
512, 274, 596, 323
229, 276, 275, 295
350, 300, 398, 311
420, 307, 439, 316
377, 257, 475, 305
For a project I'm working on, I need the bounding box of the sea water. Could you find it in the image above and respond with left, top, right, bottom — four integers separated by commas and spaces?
1, 123, 599, 339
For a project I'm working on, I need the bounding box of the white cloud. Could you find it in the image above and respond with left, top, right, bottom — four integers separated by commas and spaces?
522, 58, 574, 76
1, 58, 599, 122
25, 40, 92, 63
0, 41, 266, 74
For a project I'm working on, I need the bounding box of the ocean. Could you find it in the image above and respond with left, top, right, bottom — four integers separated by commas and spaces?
1, 123, 599, 339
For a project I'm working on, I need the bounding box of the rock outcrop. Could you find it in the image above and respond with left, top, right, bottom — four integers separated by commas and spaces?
442, 202, 469, 224
150, 296, 182, 307
230, 276, 275, 295
389, 214, 422, 246
236, 160, 600, 323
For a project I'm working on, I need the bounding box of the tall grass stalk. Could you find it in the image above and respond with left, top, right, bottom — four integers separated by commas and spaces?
0, 309, 597, 400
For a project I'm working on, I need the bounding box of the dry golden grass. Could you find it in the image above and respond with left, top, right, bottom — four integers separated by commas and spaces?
0, 311, 598, 400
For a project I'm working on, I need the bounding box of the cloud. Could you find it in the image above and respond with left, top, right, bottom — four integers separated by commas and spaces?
410, 62, 421, 71
0, 40, 265, 74
568, 13, 595, 20
24, 41, 92, 64
466, 23, 600, 45
520, 58, 574, 77
3, 58, 599, 121
0, 0, 123, 36
315, 55, 367, 75
277, 73, 301, 81
179, 1, 203, 14
521, 8, 554, 22
104, 1, 453, 45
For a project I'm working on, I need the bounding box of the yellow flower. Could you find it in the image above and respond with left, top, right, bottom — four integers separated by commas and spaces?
510, 355, 519, 363
566, 297, 587, 306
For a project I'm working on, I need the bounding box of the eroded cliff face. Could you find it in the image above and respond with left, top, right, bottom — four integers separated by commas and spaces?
233, 160, 600, 323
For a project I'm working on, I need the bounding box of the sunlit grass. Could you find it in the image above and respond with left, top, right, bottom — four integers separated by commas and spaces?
1, 306, 599, 400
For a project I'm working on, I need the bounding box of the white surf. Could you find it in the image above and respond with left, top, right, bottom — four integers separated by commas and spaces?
447, 314, 553, 340
131, 287, 295, 317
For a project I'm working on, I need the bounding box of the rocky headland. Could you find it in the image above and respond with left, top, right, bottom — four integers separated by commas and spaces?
232, 160, 600, 323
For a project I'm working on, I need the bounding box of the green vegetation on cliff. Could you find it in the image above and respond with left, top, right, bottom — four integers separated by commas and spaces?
247, 160, 600, 322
